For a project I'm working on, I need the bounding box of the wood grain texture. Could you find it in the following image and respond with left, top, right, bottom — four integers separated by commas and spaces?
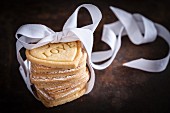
0, 0, 170, 113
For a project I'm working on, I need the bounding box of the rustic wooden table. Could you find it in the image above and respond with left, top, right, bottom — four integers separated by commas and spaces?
0, 0, 170, 113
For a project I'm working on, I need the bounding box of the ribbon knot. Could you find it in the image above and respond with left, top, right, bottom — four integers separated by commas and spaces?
51, 31, 64, 43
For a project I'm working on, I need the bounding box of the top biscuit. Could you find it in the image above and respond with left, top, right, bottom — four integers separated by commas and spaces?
26, 41, 82, 69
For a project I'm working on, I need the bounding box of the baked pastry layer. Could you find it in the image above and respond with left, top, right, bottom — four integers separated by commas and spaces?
32, 68, 89, 89
30, 51, 87, 75
26, 41, 82, 68
37, 87, 86, 107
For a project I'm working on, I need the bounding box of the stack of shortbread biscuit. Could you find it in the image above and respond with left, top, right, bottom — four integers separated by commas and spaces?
26, 41, 89, 107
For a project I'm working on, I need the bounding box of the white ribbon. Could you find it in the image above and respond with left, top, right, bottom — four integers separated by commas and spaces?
91, 6, 170, 72
16, 4, 170, 98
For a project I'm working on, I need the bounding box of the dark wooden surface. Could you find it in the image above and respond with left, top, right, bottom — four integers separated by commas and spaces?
0, 0, 170, 113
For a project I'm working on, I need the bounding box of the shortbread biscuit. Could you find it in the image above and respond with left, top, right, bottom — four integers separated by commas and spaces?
30, 67, 86, 83
26, 41, 82, 68
45, 80, 87, 98
31, 50, 87, 71
37, 87, 86, 107
31, 66, 86, 80
31, 51, 87, 75
32, 68, 89, 89
44, 70, 89, 93
37, 82, 86, 101
42, 72, 89, 93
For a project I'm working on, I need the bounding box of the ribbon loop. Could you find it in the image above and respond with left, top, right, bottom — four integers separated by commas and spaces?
63, 4, 102, 32
16, 24, 54, 39
133, 13, 157, 43
91, 6, 170, 72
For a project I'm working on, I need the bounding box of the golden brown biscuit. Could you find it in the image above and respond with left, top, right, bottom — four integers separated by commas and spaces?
30, 67, 86, 83
30, 51, 87, 75
26, 41, 82, 68
37, 82, 86, 101
31, 68, 89, 89
45, 70, 89, 93
31, 66, 86, 80
37, 87, 86, 107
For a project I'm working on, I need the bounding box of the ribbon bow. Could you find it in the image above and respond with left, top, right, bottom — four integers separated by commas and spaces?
16, 4, 102, 96
16, 4, 170, 98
